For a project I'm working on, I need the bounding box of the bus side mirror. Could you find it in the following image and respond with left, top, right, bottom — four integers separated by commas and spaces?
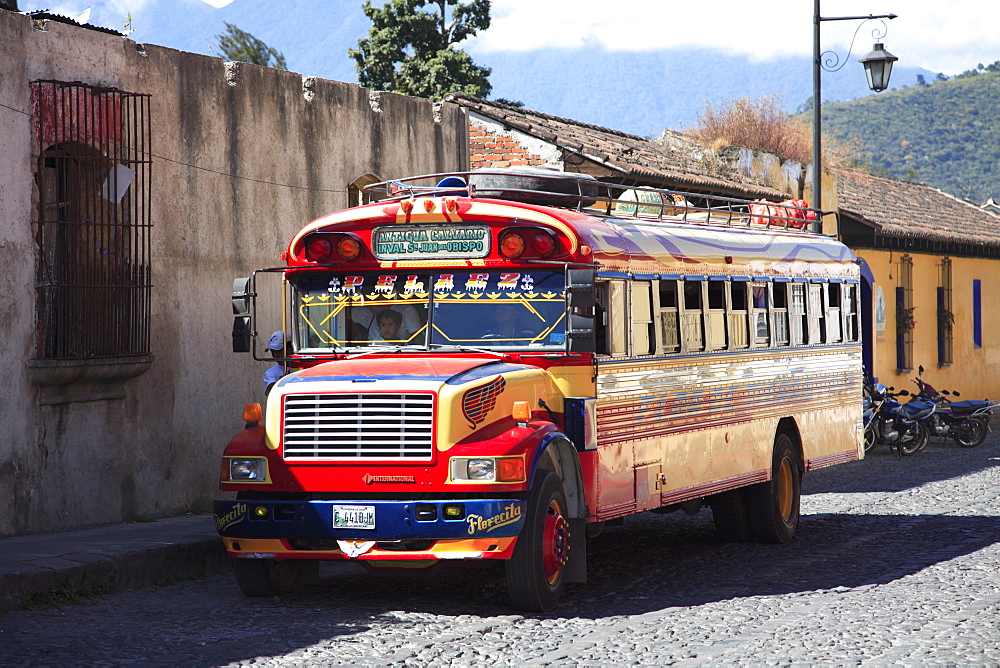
232, 316, 252, 353
567, 268, 595, 308
232, 277, 251, 315
232, 277, 253, 353
567, 312, 595, 352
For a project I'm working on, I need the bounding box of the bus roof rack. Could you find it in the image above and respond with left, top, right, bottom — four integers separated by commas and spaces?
367, 168, 821, 233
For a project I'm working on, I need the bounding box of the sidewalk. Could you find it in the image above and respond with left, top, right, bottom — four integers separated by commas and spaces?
0, 514, 228, 613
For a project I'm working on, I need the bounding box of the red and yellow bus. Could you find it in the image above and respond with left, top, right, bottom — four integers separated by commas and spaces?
216, 170, 864, 611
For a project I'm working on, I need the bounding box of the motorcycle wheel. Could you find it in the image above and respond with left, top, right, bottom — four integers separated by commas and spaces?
953, 418, 989, 448
863, 424, 879, 453
898, 422, 930, 456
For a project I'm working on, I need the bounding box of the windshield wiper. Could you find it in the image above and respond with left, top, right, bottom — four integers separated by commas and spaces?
428, 343, 508, 358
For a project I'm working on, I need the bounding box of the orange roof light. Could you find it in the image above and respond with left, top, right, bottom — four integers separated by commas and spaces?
337, 236, 362, 261
499, 232, 526, 258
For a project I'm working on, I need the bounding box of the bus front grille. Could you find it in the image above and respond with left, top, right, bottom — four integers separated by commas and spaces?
282, 393, 434, 460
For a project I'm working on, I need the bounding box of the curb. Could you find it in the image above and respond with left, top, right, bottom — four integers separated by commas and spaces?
0, 514, 229, 613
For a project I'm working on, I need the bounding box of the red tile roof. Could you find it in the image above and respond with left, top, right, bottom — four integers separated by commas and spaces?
836, 169, 1000, 246
446, 94, 790, 201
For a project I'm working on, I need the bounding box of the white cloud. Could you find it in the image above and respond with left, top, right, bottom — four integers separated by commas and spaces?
198, 0, 235, 7
477, 0, 1000, 74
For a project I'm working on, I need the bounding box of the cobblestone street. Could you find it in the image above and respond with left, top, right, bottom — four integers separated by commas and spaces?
2, 435, 998, 666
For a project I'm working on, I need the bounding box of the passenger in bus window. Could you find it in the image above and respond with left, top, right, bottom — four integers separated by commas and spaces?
372, 308, 403, 343
484, 303, 534, 340
352, 304, 421, 340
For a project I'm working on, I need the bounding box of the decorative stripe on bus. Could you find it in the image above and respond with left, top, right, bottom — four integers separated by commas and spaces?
658, 470, 770, 506
805, 450, 860, 470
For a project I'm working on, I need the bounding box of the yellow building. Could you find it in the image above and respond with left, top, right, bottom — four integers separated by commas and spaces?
837, 170, 1000, 399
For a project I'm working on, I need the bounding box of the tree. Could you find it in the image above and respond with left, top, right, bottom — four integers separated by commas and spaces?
350, 0, 492, 100
216, 22, 287, 70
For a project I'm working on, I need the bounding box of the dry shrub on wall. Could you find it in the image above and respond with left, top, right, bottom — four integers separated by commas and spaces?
688, 95, 858, 167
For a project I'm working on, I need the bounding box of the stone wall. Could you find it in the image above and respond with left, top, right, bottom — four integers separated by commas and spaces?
0, 10, 467, 536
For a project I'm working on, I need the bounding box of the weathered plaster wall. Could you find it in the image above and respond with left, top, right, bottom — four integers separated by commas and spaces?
468, 112, 561, 169
0, 11, 467, 536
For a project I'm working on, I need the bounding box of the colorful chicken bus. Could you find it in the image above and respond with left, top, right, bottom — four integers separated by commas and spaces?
215, 170, 864, 611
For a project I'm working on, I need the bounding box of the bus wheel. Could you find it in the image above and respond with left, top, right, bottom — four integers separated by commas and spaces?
747, 432, 801, 544
233, 558, 306, 597
506, 471, 570, 612
709, 489, 753, 542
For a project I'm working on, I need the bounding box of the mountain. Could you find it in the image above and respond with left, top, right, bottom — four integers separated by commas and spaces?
818, 66, 1000, 204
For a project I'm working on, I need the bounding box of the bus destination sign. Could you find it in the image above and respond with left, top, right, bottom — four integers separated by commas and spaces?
373, 225, 490, 260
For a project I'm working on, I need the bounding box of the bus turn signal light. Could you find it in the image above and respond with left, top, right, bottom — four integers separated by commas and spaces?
497, 457, 525, 482
243, 403, 263, 423
512, 401, 531, 420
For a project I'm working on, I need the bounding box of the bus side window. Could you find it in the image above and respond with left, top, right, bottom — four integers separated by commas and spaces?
789, 283, 807, 345
808, 283, 825, 344
706, 279, 727, 350
682, 279, 704, 352
729, 280, 749, 349
844, 284, 859, 342
752, 282, 770, 346
772, 282, 790, 346
594, 283, 608, 354
659, 280, 680, 353
631, 281, 654, 355
827, 283, 842, 342
608, 280, 628, 356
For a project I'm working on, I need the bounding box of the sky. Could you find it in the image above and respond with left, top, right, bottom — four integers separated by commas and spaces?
22, 0, 999, 77
480, 0, 999, 76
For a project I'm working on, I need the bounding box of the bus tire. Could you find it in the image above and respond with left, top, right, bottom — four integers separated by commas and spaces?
747, 432, 801, 544
710, 488, 753, 542
506, 470, 570, 612
233, 558, 306, 597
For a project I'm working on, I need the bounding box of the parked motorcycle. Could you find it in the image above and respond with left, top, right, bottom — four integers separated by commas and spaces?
910, 366, 998, 448
863, 381, 934, 456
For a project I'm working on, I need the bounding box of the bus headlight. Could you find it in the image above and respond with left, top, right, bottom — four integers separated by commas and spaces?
467, 459, 495, 480
450, 457, 525, 483
226, 458, 267, 482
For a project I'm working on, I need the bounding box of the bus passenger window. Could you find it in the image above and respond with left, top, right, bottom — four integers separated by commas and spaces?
631, 281, 654, 355
682, 280, 704, 352
752, 283, 770, 346
789, 283, 807, 345
729, 281, 749, 349
808, 284, 824, 344
772, 283, 790, 346
609, 281, 627, 356
594, 283, 608, 354
706, 280, 727, 350
844, 284, 859, 342
659, 281, 680, 353
827, 283, 842, 342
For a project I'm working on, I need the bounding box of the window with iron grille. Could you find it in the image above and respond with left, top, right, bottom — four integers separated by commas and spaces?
896, 255, 914, 372
31, 81, 151, 360
937, 258, 953, 366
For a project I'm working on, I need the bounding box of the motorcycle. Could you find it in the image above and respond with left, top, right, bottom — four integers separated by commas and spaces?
910, 366, 998, 448
863, 381, 934, 456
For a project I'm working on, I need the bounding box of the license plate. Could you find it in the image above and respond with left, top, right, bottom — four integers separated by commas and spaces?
332, 505, 376, 530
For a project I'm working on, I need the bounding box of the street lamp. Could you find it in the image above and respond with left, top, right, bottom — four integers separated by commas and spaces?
812, 1, 898, 229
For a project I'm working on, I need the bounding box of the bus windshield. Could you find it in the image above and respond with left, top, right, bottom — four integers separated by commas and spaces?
291, 270, 567, 352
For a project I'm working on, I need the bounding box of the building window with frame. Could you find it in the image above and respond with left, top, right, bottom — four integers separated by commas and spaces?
31, 81, 152, 363
896, 255, 914, 371
937, 258, 953, 366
